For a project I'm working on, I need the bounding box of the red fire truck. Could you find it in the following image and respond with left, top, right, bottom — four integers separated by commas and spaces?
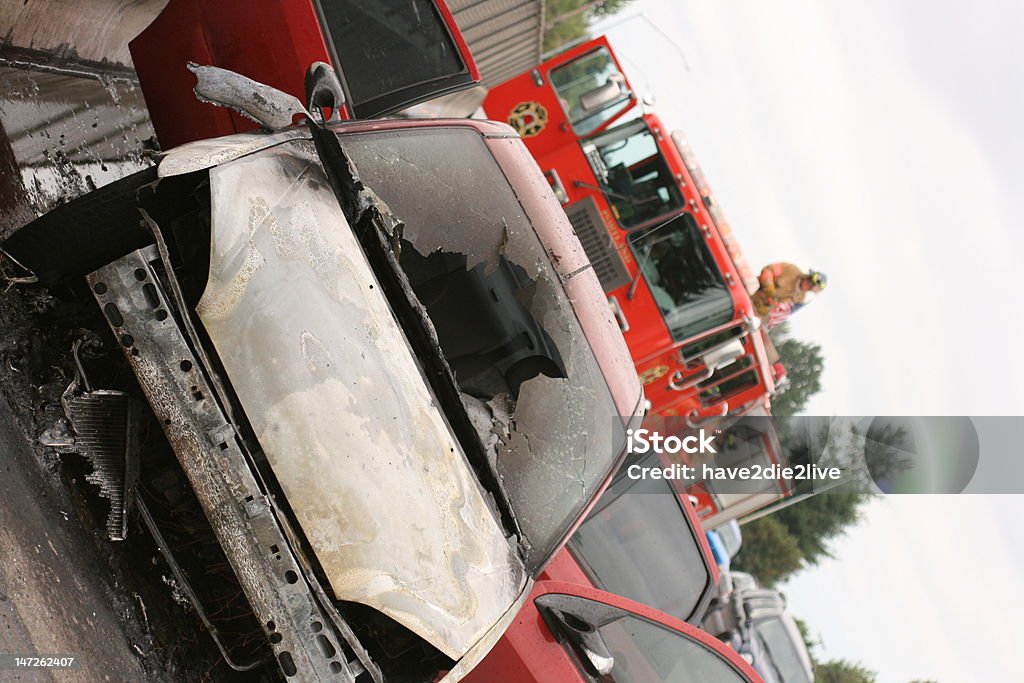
483, 38, 792, 527
129, 0, 480, 148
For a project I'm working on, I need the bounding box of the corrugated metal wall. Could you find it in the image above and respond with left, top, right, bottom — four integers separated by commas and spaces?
449, 0, 546, 87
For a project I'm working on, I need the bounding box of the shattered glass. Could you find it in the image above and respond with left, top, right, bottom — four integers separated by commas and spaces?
342, 127, 628, 569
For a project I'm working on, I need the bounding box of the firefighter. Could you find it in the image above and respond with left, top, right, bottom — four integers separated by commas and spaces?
752, 263, 827, 317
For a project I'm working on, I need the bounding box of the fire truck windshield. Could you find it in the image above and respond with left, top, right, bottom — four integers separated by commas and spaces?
551, 46, 633, 135
583, 119, 685, 229
628, 214, 734, 342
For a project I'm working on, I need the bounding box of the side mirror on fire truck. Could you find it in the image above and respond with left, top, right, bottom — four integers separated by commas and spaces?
579, 73, 628, 114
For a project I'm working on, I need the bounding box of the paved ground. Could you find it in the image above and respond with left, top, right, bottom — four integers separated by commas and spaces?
0, 399, 148, 682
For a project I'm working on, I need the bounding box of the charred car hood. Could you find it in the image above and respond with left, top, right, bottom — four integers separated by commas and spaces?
177, 139, 529, 660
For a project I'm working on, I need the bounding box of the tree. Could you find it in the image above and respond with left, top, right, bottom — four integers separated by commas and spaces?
770, 488, 867, 565
815, 660, 877, 683
769, 324, 825, 417
730, 515, 803, 586
793, 616, 820, 666
592, 0, 634, 16
543, 0, 638, 52
731, 482, 869, 585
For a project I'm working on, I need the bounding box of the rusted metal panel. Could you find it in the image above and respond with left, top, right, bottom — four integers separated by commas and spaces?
88, 248, 373, 681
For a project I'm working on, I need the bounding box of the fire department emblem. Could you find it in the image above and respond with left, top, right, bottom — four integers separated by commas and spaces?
638, 365, 669, 385
508, 101, 548, 138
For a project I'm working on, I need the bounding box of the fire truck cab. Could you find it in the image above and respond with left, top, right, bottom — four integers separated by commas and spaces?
484, 38, 796, 528
484, 39, 781, 429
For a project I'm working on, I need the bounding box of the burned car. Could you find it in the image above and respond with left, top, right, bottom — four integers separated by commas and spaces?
1, 67, 643, 681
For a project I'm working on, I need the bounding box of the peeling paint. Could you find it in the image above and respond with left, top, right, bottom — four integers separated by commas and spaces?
341, 126, 631, 570
198, 140, 527, 660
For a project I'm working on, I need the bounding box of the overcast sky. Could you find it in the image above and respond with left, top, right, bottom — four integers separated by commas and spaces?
597, 0, 1024, 417
596, 1, 1022, 680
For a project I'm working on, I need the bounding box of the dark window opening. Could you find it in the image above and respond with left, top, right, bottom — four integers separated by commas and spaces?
550, 47, 632, 136
598, 615, 748, 683
627, 214, 734, 342
397, 245, 566, 400
568, 452, 710, 623
316, 0, 466, 117
584, 120, 684, 229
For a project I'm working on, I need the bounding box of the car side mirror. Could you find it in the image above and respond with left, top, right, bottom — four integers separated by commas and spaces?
547, 610, 615, 675
188, 63, 308, 131
579, 74, 628, 113
305, 61, 346, 123
536, 595, 622, 676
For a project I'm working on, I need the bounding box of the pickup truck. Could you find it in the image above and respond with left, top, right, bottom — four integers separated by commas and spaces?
2, 65, 643, 682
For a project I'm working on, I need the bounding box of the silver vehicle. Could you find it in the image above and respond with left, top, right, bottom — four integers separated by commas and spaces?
703, 573, 815, 683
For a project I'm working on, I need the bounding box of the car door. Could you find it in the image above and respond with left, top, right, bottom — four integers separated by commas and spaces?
459, 580, 764, 682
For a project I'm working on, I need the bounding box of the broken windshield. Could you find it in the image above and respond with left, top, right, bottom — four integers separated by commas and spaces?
627, 214, 734, 342
583, 119, 684, 229
341, 125, 629, 570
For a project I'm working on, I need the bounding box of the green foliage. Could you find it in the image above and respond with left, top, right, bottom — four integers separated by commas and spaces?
730, 515, 803, 586
792, 616, 820, 666
814, 660, 878, 683
769, 325, 825, 417
543, 0, 637, 52
592, 0, 633, 16
731, 485, 868, 585
772, 488, 867, 565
